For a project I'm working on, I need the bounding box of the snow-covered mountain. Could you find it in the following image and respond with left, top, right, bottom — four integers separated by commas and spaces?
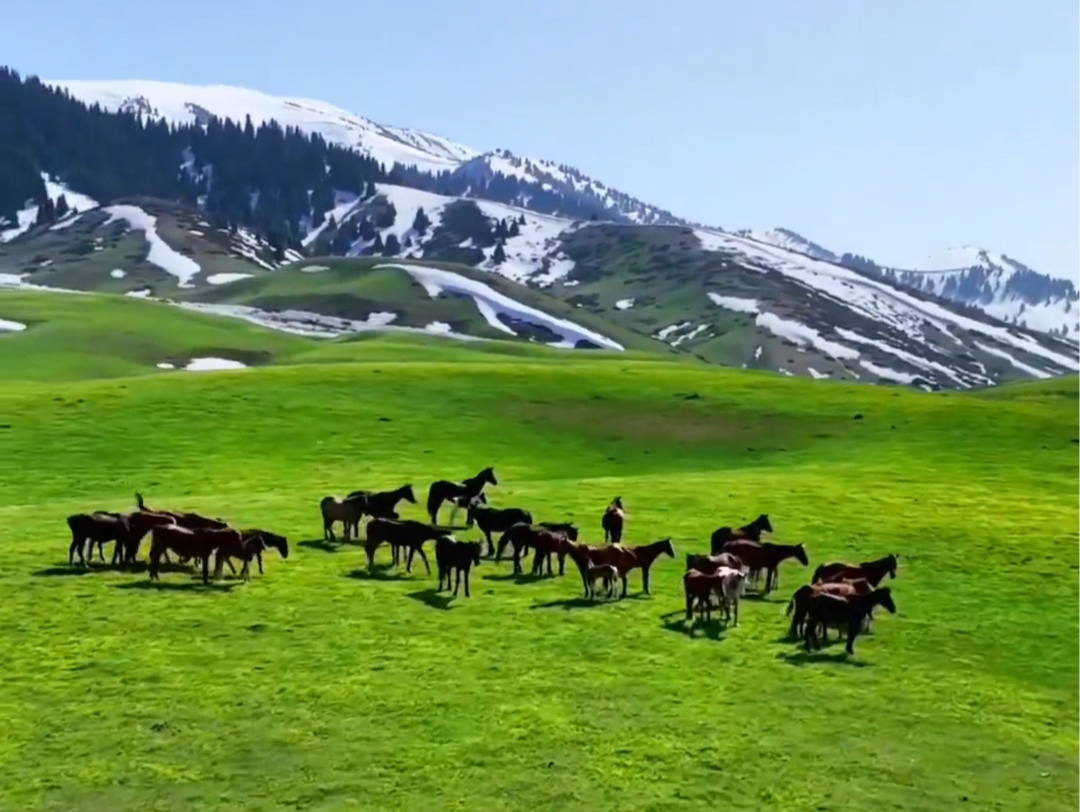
50, 79, 480, 173
732, 231, 1078, 341
31, 77, 1080, 344
877, 248, 1078, 340
459, 150, 686, 227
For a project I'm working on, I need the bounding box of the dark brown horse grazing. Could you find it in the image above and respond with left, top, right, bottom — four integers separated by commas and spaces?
717, 540, 808, 593
435, 536, 483, 597
710, 513, 773, 554
601, 497, 625, 544
148, 525, 243, 584
528, 528, 574, 577
495, 522, 578, 574
786, 578, 871, 639
425, 467, 497, 524
813, 554, 898, 587
803, 587, 897, 656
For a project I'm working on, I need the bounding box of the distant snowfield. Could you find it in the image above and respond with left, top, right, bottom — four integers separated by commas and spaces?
378, 262, 623, 350
103, 205, 201, 287
707, 293, 760, 314
50, 79, 478, 173
693, 228, 1080, 379
615, 298, 635, 310
0, 318, 27, 332
110, 269, 126, 279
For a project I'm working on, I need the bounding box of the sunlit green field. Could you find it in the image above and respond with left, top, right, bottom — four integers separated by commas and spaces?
0, 297, 1076, 811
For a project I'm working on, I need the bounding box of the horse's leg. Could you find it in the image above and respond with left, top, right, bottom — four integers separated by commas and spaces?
483, 530, 494, 558
845, 619, 859, 656
201, 555, 211, 584
453, 567, 461, 597
558, 551, 566, 576
257, 551, 264, 575
642, 566, 651, 595
464, 565, 472, 598
620, 573, 628, 599
416, 547, 431, 575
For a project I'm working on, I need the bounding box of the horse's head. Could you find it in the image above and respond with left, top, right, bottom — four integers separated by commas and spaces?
657, 538, 675, 559
794, 543, 809, 566
562, 524, 579, 541
886, 554, 898, 579
465, 497, 485, 527
874, 587, 897, 614
758, 514, 773, 533
267, 532, 289, 558
612, 496, 624, 510
402, 484, 417, 504
481, 467, 498, 486
468, 541, 483, 566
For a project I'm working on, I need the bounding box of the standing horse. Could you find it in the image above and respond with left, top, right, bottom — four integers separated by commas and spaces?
345, 484, 417, 527
716, 540, 808, 593
320, 495, 367, 542
574, 538, 675, 598
803, 587, 897, 656
425, 467, 497, 524
813, 554, 898, 587
601, 497, 625, 544
709, 514, 773, 554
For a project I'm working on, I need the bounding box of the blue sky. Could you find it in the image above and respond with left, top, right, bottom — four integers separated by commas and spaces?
3, 0, 1077, 278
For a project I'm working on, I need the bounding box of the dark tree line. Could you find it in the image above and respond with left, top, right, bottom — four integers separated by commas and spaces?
1, 64, 664, 252
0, 67, 386, 246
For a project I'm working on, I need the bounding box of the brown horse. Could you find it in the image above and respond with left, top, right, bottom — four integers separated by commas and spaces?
786, 578, 871, 639
601, 497, 625, 544
528, 528, 573, 577
116, 510, 179, 565
813, 554, 898, 587
320, 495, 367, 542
148, 525, 244, 584
717, 540, 807, 593
803, 587, 897, 656
573, 538, 675, 598
213, 529, 290, 580
425, 467, 497, 524
709, 513, 773, 554
685, 551, 744, 576
683, 567, 745, 628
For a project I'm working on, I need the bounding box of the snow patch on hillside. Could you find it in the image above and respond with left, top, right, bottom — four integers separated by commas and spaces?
378, 262, 623, 350
103, 205, 201, 287
0, 173, 99, 243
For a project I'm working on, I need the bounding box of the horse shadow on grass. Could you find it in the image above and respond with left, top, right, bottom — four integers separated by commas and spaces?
531, 596, 612, 610
775, 650, 873, 668
658, 610, 731, 641
405, 588, 454, 611
482, 572, 546, 586
298, 538, 360, 553
113, 579, 239, 593
346, 565, 410, 582
34, 561, 191, 577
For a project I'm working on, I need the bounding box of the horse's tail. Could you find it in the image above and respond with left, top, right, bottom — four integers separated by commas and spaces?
811, 564, 825, 583
684, 553, 695, 571
135, 492, 145, 510
785, 595, 795, 616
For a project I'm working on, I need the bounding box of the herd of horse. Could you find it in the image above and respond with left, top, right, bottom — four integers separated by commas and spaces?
64, 466, 900, 655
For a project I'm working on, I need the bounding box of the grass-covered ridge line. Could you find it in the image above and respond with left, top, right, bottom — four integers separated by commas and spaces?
0, 357, 1076, 811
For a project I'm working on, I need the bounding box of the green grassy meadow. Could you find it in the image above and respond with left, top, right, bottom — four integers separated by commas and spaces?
0, 292, 1077, 811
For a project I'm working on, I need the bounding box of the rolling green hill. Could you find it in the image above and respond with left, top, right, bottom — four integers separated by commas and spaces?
0, 322, 1076, 810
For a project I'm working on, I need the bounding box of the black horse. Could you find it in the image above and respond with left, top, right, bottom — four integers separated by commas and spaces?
709, 513, 773, 555
425, 467, 497, 524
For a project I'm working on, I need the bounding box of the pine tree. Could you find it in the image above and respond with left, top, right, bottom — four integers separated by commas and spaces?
358, 217, 376, 241
508, 218, 520, 237
412, 206, 431, 235
55, 194, 70, 219
370, 232, 384, 253
492, 239, 507, 264
383, 233, 401, 256
517, 214, 526, 226
33, 196, 56, 227
374, 201, 396, 229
